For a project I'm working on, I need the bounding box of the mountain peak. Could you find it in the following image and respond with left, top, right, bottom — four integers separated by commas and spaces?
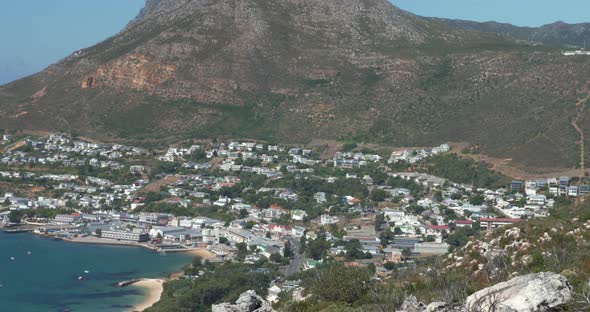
1, 0, 589, 170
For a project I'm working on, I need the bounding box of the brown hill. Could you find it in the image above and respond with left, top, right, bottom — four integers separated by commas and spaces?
0, 0, 589, 169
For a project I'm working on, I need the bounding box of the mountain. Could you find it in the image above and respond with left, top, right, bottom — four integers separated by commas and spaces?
439, 19, 590, 48
0, 0, 589, 169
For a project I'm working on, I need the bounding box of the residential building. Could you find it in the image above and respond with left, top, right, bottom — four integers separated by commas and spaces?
54, 213, 82, 224
479, 218, 522, 231
101, 230, 150, 242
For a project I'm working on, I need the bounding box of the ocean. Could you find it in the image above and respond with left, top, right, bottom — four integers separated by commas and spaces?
0, 232, 192, 312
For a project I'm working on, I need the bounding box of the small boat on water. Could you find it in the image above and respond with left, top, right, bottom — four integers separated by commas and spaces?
10, 257, 14, 261
26, 251, 31, 255
83, 270, 90, 274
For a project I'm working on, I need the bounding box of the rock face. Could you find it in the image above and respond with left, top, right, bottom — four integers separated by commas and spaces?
398, 295, 427, 312
397, 273, 572, 312
465, 272, 572, 312
212, 290, 275, 312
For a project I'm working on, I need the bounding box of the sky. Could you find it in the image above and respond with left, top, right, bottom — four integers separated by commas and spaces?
0, 0, 143, 84
393, 0, 590, 27
0, 0, 589, 85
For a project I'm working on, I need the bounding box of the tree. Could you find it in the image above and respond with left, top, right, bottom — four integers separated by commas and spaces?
95, 228, 102, 237
370, 189, 387, 202
393, 227, 403, 236
299, 235, 307, 254
469, 194, 485, 206
342, 142, 358, 152
192, 256, 203, 269
239, 209, 248, 218
307, 234, 331, 260
380, 229, 394, 246
236, 242, 248, 260
345, 239, 372, 260
283, 241, 293, 258
8, 210, 23, 223
402, 248, 412, 263
374, 213, 385, 231
244, 220, 257, 229
269, 253, 283, 263
219, 237, 229, 245
367, 263, 376, 274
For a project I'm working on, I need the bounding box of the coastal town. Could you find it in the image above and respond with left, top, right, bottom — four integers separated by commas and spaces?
0, 132, 586, 307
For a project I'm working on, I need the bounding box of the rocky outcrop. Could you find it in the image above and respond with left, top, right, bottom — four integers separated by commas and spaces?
212, 290, 275, 312
398, 295, 426, 312
465, 272, 572, 312
397, 273, 572, 312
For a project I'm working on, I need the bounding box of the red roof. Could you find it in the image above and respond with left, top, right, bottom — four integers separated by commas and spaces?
455, 220, 473, 224
270, 204, 287, 211
269, 224, 292, 230
480, 218, 521, 223
71, 212, 81, 217
427, 225, 450, 231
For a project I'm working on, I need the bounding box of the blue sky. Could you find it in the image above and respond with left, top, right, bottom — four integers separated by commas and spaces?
0, 0, 143, 84
393, 0, 590, 27
1, 0, 589, 84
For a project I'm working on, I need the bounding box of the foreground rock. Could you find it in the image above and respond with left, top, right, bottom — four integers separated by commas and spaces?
398, 272, 572, 312
465, 272, 572, 312
212, 290, 275, 312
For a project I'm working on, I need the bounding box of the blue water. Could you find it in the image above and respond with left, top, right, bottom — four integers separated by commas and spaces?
0, 232, 192, 312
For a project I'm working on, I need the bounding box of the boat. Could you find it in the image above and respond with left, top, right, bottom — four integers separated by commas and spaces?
26, 251, 31, 255
10, 257, 14, 261
83, 270, 90, 274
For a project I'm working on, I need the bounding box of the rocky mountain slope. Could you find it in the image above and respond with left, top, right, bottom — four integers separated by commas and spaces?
397, 272, 573, 312
0, 0, 589, 168
439, 19, 590, 48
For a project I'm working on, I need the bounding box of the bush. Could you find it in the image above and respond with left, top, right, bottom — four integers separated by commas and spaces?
311, 265, 372, 304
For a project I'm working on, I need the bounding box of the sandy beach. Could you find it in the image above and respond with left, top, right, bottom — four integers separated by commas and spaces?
129, 279, 165, 312
185, 248, 216, 259
129, 249, 217, 311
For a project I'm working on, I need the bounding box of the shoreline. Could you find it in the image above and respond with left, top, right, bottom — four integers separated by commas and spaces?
128, 249, 218, 311
128, 279, 165, 312
59, 236, 159, 251
30, 232, 218, 311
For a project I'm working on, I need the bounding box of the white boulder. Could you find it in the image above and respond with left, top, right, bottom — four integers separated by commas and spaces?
465, 272, 571, 312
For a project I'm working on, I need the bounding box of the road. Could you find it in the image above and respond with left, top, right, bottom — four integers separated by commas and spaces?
280, 237, 304, 277
572, 94, 590, 177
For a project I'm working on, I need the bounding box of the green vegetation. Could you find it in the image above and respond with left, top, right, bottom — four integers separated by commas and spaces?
147, 262, 274, 312
310, 265, 372, 304
420, 154, 509, 189
9, 208, 73, 223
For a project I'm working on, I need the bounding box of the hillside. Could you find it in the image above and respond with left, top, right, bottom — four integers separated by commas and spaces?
439, 18, 590, 48
269, 199, 590, 312
0, 0, 589, 170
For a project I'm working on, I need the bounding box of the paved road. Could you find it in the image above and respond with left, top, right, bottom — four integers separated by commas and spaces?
280, 237, 304, 277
